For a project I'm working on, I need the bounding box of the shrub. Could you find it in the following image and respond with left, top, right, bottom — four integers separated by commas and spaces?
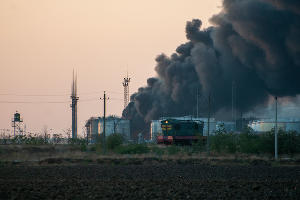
90, 145, 97, 152
80, 143, 87, 152
238, 132, 260, 154
211, 132, 234, 153
151, 146, 165, 156
183, 141, 204, 155
167, 145, 181, 155
115, 144, 150, 154
278, 130, 300, 155
257, 131, 274, 154
106, 134, 123, 150
68, 138, 86, 145
209, 128, 300, 155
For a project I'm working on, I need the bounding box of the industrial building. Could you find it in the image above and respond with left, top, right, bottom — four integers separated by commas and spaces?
85, 116, 130, 143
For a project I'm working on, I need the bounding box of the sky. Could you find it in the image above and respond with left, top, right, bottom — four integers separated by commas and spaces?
0, 0, 222, 136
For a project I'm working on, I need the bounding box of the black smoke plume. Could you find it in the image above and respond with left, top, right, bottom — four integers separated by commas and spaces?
123, 0, 300, 139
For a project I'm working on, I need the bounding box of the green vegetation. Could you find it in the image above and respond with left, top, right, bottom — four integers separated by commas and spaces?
114, 144, 150, 154
210, 128, 300, 155
150, 146, 165, 156
1, 128, 299, 157
167, 145, 181, 155
106, 134, 123, 150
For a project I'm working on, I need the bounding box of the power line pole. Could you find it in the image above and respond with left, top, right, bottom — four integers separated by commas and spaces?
275, 96, 278, 160
232, 81, 237, 131
207, 93, 211, 155
70, 70, 79, 139
100, 91, 109, 154
196, 88, 199, 118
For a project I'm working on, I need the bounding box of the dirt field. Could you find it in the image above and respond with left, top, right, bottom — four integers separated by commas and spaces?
0, 162, 299, 199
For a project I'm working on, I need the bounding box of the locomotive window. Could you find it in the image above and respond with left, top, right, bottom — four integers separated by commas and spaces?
194, 124, 198, 130
174, 124, 181, 130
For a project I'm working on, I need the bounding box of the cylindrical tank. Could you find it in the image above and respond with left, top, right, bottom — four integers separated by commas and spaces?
14, 112, 20, 122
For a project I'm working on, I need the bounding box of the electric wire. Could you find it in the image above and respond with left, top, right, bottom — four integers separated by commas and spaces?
0, 90, 123, 97
0, 97, 124, 104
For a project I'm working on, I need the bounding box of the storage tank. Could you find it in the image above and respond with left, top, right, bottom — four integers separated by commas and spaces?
248, 119, 300, 133
150, 120, 162, 142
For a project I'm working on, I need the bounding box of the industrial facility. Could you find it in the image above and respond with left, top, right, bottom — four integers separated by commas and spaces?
85, 116, 130, 143
149, 116, 300, 142
248, 119, 300, 133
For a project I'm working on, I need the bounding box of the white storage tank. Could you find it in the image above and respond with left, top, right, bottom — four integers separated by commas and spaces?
248, 119, 300, 133
150, 120, 162, 142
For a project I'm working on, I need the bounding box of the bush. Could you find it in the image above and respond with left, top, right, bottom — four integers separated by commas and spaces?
106, 134, 123, 150
183, 141, 204, 155
68, 138, 86, 145
257, 131, 274, 154
209, 128, 300, 155
238, 132, 260, 154
278, 130, 300, 155
167, 145, 181, 155
151, 146, 165, 156
211, 132, 237, 153
115, 144, 150, 154
80, 143, 87, 152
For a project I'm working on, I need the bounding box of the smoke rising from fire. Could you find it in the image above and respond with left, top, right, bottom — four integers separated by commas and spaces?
123, 0, 300, 138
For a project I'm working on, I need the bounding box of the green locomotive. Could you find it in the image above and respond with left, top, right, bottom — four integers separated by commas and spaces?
157, 119, 205, 144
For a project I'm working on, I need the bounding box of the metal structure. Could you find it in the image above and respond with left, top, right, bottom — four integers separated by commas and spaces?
85, 116, 130, 143
70, 70, 79, 139
156, 119, 205, 145
275, 96, 278, 160
159, 116, 217, 136
207, 93, 211, 155
232, 81, 237, 130
11, 111, 23, 137
122, 73, 131, 109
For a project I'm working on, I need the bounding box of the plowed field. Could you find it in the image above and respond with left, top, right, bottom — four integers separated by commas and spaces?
0, 163, 299, 199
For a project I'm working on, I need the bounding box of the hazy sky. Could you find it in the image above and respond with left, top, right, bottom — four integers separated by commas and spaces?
0, 0, 221, 135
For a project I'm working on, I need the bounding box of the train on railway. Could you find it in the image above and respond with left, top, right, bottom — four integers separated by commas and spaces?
157, 119, 205, 145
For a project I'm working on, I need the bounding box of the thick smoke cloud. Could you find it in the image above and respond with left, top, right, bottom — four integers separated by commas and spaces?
123, 0, 300, 139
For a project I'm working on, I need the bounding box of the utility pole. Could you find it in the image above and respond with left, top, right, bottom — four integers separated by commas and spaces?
70, 70, 79, 139
207, 93, 211, 155
232, 81, 237, 131
196, 88, 199, 118
13, 121, 15, 137
100, 91, 109, 154
275, 96, 278, 160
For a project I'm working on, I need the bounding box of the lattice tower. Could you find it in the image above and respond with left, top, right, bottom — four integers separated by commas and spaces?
122, 75, 131, 109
